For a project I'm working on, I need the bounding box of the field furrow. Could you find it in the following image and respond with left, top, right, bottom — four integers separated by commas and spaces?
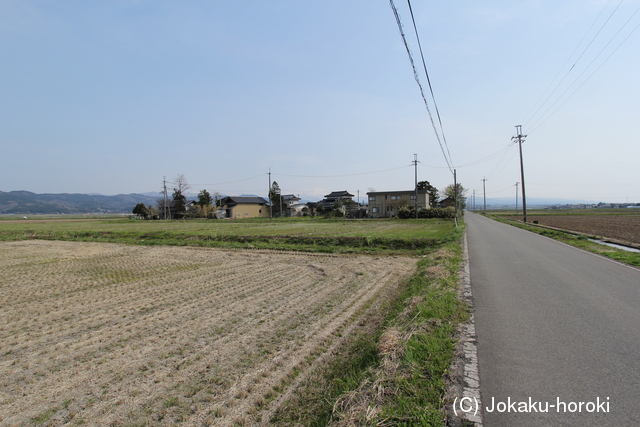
0, 241, 415, 426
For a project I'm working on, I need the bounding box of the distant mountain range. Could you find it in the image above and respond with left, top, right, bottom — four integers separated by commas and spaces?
0, 191, 160, 214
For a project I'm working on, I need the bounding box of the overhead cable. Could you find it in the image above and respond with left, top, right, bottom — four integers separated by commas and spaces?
389, 0, 454, 174
528, 4, 640, 133
405, 0, 453, 167
523, 0, 623, 127
273, 165, 411, 178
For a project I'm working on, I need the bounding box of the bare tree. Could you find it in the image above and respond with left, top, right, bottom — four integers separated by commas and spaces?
174, 174, 190, 194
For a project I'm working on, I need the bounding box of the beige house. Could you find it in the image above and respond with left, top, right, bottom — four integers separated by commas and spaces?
219, 196, 271, 219
367, 190, 430, 218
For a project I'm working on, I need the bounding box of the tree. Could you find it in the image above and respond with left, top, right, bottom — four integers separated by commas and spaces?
417, 180, 439, 208
174, 174, 190, 194
197, 189, 214, 218
172, 189, 187, 219
389, 198, 410, 216
132, 203, 157, 220
145, 204, 158, 220
269, 181, 284, 217
171, 174, 189, 219
442, 183, 468, 214
132, 203, 149, 219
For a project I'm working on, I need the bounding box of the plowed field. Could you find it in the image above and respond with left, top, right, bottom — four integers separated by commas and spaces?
0, 241, 416, 426
511, 215, 640, 245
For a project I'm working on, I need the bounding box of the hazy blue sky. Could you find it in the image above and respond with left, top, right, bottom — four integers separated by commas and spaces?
2, 1, 639, 203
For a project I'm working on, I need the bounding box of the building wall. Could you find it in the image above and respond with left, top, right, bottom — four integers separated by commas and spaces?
367, 191, 430, 218
230, 204, 271, 218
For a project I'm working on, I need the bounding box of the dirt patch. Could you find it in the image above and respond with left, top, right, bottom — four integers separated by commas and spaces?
506, 215, 640, 245
0, 241, 416, 426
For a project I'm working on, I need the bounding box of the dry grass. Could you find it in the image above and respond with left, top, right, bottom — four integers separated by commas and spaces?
0, 240, 416, 426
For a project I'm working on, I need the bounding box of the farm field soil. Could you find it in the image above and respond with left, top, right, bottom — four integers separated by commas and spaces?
506, 215, 640, 245
0, 241, 416, 426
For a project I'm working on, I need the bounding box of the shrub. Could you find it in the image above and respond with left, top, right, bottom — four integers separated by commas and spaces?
397, 207, 456, 219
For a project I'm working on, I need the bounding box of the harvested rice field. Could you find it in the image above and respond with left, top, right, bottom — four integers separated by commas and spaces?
0, 240, 416, 426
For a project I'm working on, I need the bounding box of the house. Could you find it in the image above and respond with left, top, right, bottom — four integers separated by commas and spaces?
282, 194, 301, 206
317, 191, 355, 213
438, 196, 455, 208
219, 196, 270, 219
367, 190, 430, 218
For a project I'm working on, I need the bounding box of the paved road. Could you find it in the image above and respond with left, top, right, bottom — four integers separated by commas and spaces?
466, 212, 640, 426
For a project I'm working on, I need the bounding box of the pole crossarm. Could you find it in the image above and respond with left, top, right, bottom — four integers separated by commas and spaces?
512, 125, 528, 223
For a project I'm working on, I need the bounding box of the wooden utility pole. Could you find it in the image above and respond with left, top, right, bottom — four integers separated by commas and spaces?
413, 154, 418, 218
163, 176, 169, 220
454, 169, 458, 224
513, 125, 528, 222
268, 169, 272, 220
482, 177, 487, 213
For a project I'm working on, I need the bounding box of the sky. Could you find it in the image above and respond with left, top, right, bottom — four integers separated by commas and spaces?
1, 0, 639, 204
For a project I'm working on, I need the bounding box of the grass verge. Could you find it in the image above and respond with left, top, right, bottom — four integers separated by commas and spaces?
0, 218, 460, 255
488, 215, 640, 267
271, 235, 469, 426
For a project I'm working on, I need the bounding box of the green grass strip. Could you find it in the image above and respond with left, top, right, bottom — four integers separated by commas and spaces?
271, 234, 469, 426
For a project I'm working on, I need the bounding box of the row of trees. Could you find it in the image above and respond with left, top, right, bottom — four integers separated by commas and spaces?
133, 175, 220, 220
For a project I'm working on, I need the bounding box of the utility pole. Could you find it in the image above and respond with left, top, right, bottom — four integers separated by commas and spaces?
268, 168, 272, 220
454, 169, 458, 224
515, 182, 519, 215
413, 154, 418, 218
473, 189, 476, 211
482, 177, 487, 213
512, 125, 528, 222
163, 176, 169, 220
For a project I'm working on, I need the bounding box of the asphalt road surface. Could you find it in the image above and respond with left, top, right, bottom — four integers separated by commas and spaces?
466, 212, 640, 426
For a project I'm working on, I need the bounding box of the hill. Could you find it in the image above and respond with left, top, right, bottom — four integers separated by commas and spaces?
0, 191, 160, 214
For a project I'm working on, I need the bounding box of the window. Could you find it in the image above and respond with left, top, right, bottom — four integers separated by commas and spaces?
372, 207, 379, 213
410, 195, 416, 200
390, 195, 401, 200
369, 196, 376, 201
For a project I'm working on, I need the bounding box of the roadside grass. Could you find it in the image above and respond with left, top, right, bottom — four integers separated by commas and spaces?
488, 215, 640, 267
0, 217, 459, 254
271, 234, 469, 426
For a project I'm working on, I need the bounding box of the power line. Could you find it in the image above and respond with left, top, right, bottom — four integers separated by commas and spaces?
455, 143, 516, 169
405, 0, 453, 167
523, 0, 623, 127
389, 0, 454, 173
274, 165, 411, 178
525, 1, 640, 132
529, 8, 640, 133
